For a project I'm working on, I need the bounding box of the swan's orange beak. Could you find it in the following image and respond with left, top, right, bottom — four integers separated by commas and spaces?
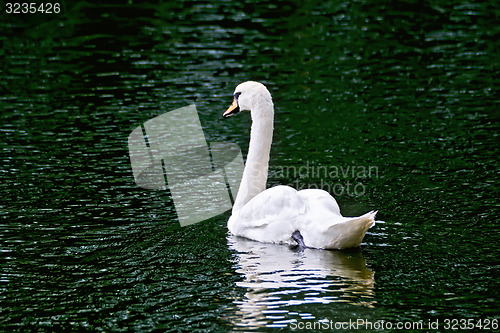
223, 98, 240, 118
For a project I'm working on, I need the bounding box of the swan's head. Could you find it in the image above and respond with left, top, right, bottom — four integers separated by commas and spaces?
223, 81, 273, 118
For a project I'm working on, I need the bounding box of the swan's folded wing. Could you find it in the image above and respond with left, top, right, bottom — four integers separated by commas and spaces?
239, 186, 303, 220
297, 189, 342, 218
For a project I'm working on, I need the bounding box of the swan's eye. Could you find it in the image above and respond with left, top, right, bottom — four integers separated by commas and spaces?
234, 92, 242, 100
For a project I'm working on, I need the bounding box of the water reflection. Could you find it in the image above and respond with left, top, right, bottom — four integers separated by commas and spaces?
228, 235, 375, 329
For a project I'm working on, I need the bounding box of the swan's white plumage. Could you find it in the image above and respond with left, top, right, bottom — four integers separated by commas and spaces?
223, 81, 376, 250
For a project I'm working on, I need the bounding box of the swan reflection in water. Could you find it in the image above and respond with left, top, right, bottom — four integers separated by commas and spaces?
227, 234, 375, 329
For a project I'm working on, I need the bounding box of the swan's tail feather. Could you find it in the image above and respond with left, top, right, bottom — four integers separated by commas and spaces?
367, 210, 378, 228
323, 210, 377, 250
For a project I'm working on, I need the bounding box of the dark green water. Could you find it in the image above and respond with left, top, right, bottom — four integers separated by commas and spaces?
1, 0, 499, 331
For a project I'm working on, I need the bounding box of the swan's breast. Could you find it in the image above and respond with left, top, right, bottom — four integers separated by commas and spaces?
228, 185, 304, 244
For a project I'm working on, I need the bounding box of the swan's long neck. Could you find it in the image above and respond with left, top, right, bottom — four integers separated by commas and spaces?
232, 99, 274, 212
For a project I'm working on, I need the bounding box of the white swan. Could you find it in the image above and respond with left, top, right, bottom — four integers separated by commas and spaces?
222, 81, 376, 250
